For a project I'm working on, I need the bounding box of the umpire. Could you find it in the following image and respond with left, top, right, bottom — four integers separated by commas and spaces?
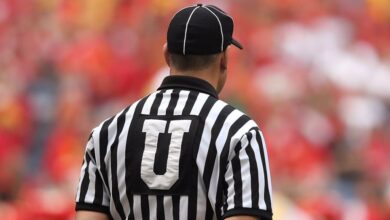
76, 4, 273, 220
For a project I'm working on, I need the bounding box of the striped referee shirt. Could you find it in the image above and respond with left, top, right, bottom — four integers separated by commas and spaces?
76, 75, 273, 220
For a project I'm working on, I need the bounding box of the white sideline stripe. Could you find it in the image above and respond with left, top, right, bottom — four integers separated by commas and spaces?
203, 7, 224, 52
183, 6, 200, 55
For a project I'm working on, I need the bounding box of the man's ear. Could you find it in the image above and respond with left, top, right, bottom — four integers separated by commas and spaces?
163, 43, 171, 67
220, 46, 229, 71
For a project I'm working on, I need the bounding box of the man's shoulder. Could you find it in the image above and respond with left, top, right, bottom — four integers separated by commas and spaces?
216, 99, 253, 121
207, 98, 261, 133
208, 98, 264, 152
90, 97, 146, 138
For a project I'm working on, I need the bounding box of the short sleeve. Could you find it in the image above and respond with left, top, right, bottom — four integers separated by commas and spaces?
75, 133, 110, 215
223, 128, 273, 219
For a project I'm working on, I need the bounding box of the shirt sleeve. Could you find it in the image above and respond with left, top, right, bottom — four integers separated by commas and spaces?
75, 132, 110, 215
223, 128, 273, 220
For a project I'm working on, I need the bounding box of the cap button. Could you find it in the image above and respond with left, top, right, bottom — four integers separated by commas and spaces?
197, 3, 202, 7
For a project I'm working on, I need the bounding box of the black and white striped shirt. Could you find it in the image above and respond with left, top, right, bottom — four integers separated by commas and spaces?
76, 75, 273, 220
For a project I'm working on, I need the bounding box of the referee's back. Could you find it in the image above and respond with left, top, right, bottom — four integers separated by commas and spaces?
75, 4, 273, 220
76, 76, 272, 220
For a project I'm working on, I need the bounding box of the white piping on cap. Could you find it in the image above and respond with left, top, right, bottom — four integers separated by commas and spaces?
203, 7, 224, 52
205, 5, 232, 19
183, 6, 200, 55
170, 5, 197, 19
206, 5, 234, 24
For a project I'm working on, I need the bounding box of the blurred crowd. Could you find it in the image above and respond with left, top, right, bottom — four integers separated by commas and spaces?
0, 0, 389, 219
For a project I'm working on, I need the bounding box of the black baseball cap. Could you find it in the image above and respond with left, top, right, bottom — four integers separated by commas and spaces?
167, 4, 243, 55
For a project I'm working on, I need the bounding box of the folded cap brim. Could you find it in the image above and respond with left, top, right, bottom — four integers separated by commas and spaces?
231, 38, 243, 50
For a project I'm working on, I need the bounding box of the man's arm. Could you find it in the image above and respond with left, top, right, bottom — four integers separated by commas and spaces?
75, 131, 111, 217
223, 128, 273, 220
76, 211, 110, 220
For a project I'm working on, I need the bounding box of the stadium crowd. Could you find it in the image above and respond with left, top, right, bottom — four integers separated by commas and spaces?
0, 0, 389, 219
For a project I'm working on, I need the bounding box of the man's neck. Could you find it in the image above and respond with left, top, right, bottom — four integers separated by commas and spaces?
170, 69, 219, 91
